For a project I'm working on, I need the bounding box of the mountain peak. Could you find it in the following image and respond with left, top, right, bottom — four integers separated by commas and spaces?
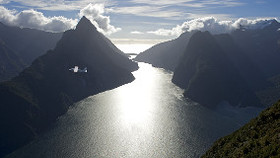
76, 16, 97, 31
269, 19, 279, 25
268, 19, 280, 29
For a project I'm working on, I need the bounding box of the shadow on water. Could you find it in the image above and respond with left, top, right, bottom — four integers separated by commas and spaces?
6, 62, 262, 158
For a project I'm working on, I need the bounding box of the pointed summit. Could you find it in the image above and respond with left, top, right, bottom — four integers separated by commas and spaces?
76, 16, 97, 31
0, 11, 138, 158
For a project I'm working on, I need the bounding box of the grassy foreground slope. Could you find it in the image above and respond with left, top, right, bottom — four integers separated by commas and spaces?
202, 100, 280, 157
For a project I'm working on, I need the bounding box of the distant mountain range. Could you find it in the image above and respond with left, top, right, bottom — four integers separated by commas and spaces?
0, 22, 62, 81
0, 16, 138, 157
135, 19, 280, 107
135, 31, 195, 71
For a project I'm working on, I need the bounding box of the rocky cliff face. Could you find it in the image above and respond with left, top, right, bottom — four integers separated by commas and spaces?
0, 16, 138, 157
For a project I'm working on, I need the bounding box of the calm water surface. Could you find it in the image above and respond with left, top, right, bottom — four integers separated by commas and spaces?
7, 62, 262, 158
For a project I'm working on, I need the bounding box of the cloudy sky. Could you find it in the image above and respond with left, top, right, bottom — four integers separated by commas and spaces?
0, 0, 280, 52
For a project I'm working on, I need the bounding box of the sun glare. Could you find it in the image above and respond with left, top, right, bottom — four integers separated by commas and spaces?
116, 63, 159, 125
116, 44, 153, 54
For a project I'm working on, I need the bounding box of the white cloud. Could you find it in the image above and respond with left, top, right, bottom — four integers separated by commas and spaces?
1, 0, 243, 13
0, 0, 10, 4
131, 31, 144, 34
0, 6, 77, 32
128, 0, 243, 8
232, 18, 277, 30
0, 4, 120, 34
148, 17, 279, 36
147, 29, 179, 36
0, 6, 16, 23
108, 0, 243, 20
110, 5, 185, 20
1, 0, 108, 11
186, 13, 232, 21
79, 3, 121, 35
109, 0, 243, 21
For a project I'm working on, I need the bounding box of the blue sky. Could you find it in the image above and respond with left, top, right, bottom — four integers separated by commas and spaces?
0, 0, 280, 52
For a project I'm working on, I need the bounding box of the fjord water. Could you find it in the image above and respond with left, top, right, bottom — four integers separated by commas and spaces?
7, 62, 262, 158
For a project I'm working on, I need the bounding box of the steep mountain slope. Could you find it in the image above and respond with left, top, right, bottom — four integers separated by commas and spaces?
134, 31, 195, 71
0, 22, 62, 81
215, 34, 269, 91
257, 74, 280, 107
202, 100, 280, 157
0, 22, 62, 64
0, 16, 138, 157
135, 20, 280, 77
231, 19, 280, 77
0, 40, 26, 81
172, 31, 260, 107
135, 21, 279, 108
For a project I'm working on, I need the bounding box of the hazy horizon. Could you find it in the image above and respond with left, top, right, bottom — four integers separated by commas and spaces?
115, 43, 154, 54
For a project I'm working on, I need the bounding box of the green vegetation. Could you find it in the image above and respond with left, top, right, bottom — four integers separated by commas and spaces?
202, 100, 280, 157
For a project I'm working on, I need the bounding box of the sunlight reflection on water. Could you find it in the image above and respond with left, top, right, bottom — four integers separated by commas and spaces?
117, 63, 158, 125
6, 62, 262, 158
